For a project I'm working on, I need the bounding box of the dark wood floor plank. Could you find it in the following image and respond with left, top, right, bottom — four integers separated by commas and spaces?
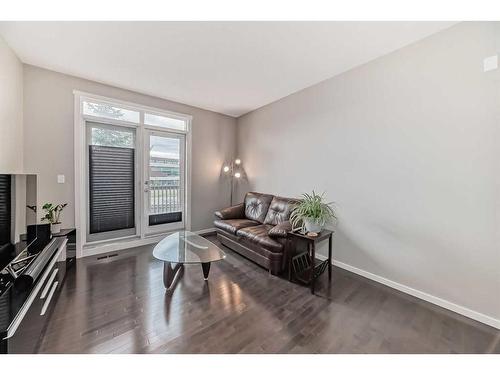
38, 235, 499, 354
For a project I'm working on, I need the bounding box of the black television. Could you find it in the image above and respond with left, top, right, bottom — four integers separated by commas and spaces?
0, 174, 38, 270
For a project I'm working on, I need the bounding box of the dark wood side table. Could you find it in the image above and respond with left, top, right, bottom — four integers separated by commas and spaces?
287, 230, 333, 294
50, 228, 76, 238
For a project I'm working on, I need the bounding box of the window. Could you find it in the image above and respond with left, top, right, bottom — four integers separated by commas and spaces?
75, 92, 192, 256
145, 112, 187, 131
83, 100, 140, 123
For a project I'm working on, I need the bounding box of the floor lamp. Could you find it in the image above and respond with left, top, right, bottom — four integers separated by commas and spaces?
222, 158, 243, 205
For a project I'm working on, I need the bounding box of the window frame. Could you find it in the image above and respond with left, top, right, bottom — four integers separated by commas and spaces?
74, 91, 192, 258
80, 93, 191, 134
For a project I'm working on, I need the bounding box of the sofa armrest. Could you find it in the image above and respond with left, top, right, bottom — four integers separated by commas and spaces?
268, 221, 292, 238
214, 203, 245, 220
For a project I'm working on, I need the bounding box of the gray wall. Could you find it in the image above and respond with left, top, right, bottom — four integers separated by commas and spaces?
237, 22, 500, 321
23, 65, 236, 231
0, 36, 23, 173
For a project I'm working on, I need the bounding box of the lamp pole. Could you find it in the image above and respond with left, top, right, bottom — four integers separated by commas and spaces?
223, 159, 242, 206
230, 164, 234, 206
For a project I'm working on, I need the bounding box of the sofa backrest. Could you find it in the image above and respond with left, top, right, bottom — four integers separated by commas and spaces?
244, 192, 274, 223
263, 196, 300, 225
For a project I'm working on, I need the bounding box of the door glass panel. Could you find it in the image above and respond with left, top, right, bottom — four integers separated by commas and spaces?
148, 134, 183, 226
91, 126, 134, 148
87, 123, 136, 242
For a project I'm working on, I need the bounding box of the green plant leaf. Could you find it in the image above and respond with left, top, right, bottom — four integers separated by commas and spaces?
290, 190, 336, 231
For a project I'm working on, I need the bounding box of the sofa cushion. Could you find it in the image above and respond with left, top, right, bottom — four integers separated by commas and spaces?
264, 196, 299, 225
268, 220, 292, 238
244, 192, 274, 223
214, 219, 260, 235
236, 224, 283, 253
214, 203, 245, 220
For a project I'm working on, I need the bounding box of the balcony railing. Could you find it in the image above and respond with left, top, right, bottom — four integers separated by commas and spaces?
149, 181, 181, 214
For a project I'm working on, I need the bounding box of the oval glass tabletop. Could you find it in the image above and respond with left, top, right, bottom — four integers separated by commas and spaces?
153, 231, 226, 264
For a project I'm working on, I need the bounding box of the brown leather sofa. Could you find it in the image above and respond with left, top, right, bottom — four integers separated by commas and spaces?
214, 192, 299, 275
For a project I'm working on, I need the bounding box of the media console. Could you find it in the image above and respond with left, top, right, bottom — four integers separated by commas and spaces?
0, 237, 67, 354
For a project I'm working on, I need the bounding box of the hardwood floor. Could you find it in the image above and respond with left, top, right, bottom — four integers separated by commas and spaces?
38, 235, 500, 354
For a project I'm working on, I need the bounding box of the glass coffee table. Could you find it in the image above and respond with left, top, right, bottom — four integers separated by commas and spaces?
153, 231, 226, 290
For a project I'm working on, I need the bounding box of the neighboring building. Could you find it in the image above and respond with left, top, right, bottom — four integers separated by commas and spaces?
150, 151, 180, 187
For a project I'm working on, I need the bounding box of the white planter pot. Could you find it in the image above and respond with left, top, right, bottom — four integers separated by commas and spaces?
51, 223, 61, 234
304, 218, 323, 233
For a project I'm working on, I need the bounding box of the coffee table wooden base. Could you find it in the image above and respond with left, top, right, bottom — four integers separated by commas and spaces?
162, 261, 212, 290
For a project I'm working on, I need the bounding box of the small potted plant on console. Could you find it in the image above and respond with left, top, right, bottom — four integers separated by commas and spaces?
41, 202, 68, 234
290, 191, 336, 236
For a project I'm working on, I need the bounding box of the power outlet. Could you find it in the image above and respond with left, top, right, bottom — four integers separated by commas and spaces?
57, 174, 65, 184
483, 55, 498, 72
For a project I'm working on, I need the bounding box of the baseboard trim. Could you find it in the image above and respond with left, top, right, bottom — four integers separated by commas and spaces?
82, 228, 216, 258
316, 254, 500, 330
83, 235, 163, 258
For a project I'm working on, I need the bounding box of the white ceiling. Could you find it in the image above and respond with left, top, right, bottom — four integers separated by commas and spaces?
0, 22, 456, 117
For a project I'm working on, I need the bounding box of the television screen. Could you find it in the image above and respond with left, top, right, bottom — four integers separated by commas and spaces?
0, 174, 37, 270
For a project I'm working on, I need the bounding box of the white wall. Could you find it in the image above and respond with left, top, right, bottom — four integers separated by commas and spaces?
23, 65, 236, 231
11, 174, 26, 243
237, 22, 500, 325
0, 35, 23, 173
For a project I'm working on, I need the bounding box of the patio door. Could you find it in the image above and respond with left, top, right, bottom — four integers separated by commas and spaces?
144, 130, 186, 235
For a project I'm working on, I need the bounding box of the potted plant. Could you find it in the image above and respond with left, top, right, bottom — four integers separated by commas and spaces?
290, 191, 336, 234
41, 202, 68, 234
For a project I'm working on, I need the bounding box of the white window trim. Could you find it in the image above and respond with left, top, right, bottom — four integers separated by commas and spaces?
74, 90, 192, 258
